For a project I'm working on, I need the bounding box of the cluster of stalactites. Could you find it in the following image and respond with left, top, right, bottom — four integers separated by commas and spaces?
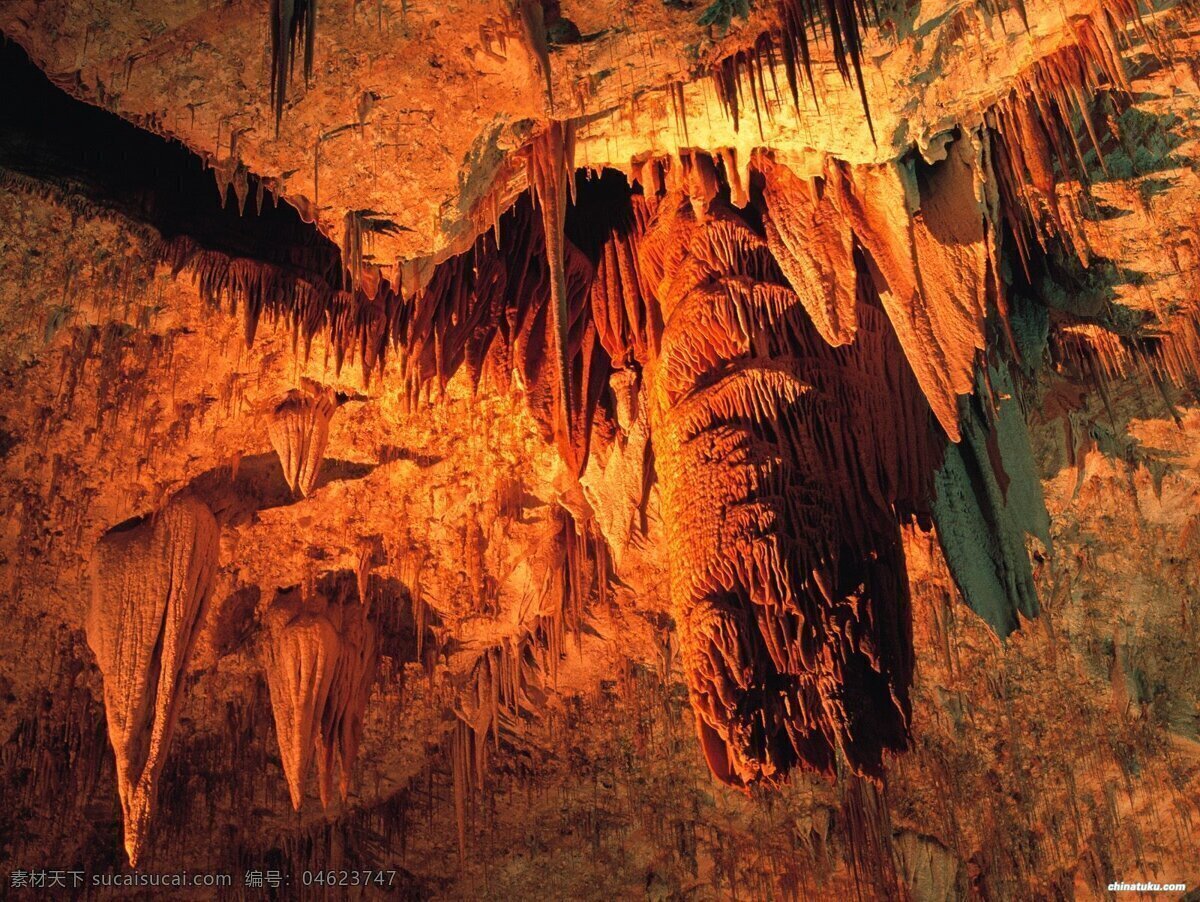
712, 0, 880, 139
392, 188, 615, 476
756, 141, 996, 442
450, 633, 549, 861
266, 379, 338, 498
269, 0, 317, 131
157, 234, 405, 384
625, 141, 997, 443
641, 181, 938, 785
86, 493, 220, 865
984, 3, 1134, 272
981, 2, 1200, 398
261, 578, 378, 811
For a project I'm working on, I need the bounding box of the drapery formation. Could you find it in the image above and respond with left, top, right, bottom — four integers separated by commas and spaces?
86, 493, 220, 864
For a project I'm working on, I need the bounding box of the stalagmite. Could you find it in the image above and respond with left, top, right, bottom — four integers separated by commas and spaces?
267, 379, 338, 497
86, 493, 220, 865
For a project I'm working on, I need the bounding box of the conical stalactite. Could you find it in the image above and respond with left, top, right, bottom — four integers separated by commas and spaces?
86, 493, 220, 865
262, 577, 379, 812
527, 121, 582, 474
266, 379, 338, 497
757, 153, 858, 347
262, 587, 339, 811
755, 141, 993, 441
931, 362, 1051, 637
316, 575, 379, 807
642, 183, 941, 785
818, 148, 991, 441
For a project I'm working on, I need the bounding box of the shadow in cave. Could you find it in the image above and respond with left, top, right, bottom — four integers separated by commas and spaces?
187, 453, 378, 527
0, 36, 343, 287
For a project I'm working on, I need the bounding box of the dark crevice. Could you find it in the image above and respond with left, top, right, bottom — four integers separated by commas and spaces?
0, 36, 342, 288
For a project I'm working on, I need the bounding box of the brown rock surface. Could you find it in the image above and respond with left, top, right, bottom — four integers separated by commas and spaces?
1, 0, 1199, 896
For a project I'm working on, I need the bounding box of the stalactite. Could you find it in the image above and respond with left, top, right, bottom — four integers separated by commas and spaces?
985, 10, 1132, 270
398, 191, 607, 470
713, 0, 878, 138
86, 492, 220, 865
756, 142, 992, 441
527, 121, 581, 474
262, 587, 339, 811
262, 576, 378, 811
643, 189, 940, 785
156, 234, 396, 363
931, 362, 1050, 636
445, 629, 551, 863
317, 578, 379, 806
579, 369, 653, 569
270, 0, 318, 132
266, 379, 338, 498
757, 153, 857, 347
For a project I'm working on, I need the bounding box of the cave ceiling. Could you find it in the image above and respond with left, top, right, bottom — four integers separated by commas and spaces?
1, 0, 1200, 898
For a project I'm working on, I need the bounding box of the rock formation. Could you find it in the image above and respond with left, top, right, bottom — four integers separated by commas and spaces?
266, 380, 338, 498
85, 493, 219, 865
2, 0, 1199, 894
643, 179, 934, 783
261, 587, 340, 811
262, 576, 378, 811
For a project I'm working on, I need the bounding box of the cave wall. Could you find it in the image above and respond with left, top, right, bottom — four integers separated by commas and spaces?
0, 0, 1199, 897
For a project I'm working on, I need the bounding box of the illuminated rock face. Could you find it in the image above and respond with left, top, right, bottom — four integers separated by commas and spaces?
85, 494, 219, 865
642, 190, 937, 784
267, 381, 338, 498
2, 0, 1200, 894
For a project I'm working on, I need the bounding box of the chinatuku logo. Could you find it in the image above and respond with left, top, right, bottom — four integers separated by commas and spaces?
1108, 881, 1188, 893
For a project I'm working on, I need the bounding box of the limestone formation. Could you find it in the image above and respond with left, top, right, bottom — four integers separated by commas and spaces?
644, 187, 934, 784
86, 493, 220, 865
262, 578, 378, 811
261, 588, 340, 811
266, 380, 338, 498
3, 0, 1200, 893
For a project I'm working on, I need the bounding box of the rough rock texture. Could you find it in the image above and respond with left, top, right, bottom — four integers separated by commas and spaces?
85, 492, 219, 865
643, 187, 933, 784
266, 379, 338, 497
1, 0, 1200, 896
